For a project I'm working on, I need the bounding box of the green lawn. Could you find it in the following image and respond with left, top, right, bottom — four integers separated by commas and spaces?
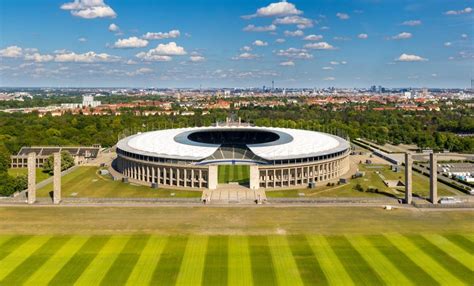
218, 165, 250, 184
36, 166, 201, 198
267, 164, 464, 199
0, 206, 472, 285
0, 233, 471, 285
8, 168, 50, 184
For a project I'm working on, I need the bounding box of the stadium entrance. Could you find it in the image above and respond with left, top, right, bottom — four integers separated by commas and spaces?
218, 165, 250, 186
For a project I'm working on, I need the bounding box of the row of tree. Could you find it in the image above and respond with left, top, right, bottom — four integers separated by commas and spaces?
0, 105, 472, 156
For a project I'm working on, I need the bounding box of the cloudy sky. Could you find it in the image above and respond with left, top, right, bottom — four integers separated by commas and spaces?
0, 0, 472, 88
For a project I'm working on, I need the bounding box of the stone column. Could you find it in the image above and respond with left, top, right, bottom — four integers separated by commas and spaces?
430, 153, 438, 204
27, 152, 36, 204
208, 166, 218, 190
53, 152, 61, 204
249, 165, 260, 190
405, 153, 412, 204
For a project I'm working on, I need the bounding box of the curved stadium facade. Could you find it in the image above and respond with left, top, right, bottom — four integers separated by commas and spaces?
115, 126, 351, 190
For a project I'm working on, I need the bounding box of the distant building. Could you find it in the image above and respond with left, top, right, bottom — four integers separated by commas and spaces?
82, 95, 101, 108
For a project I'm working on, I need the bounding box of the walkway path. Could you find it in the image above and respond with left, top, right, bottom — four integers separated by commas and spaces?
202, 184, 266, 205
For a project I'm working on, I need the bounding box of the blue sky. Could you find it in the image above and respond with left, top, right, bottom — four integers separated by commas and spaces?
0, 0, 472, 88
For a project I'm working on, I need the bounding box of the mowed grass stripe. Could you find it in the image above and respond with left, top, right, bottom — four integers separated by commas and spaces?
49, 236, 110, 285
0, 236, 50, 281
328, 235, 384, 285
0, 236, 14, 255
347, 235, 412, 286
175, 236, 208, 286
443, 234, 474, 255
249, 236, 277, 285
74, 236, 129, 285
100, 235, 150, 285
307, 235, 354, 286
408, 235, 472, 284
0, 236, 31, 261
202, 236, 228, 286
287, 235, 327, 286
126, 236, 168, 285
23, 236, 89, 285
424, 234, 474, 271
366, 235, 438, 286
228, 236, 252, 286
1, 236, 70, 285
151, 235, 188, 286
268, 235, 304, 286
385, 234, 464, 285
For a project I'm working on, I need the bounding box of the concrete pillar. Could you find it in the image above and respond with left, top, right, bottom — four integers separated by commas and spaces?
191, 169, 195, 188
198, 169, 203, 188
405, 153, 412, 204
151, 166, 155, 183
430, 153, 438, 204
249, 165, 260, 190
208, 166, 218, 190
53, 152, 61, 204
27, 152, 36, 204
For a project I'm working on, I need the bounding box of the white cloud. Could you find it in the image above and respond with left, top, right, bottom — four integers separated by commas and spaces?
24, 53, 54, 62
341, 61, 347, 64
232, 52, 259, 60
304, 42, 335, 50
253, 40, 268, 46
284, 30, 304, 37
244, 1, 302, 19
324, 77, 336, 81
189, 55, 205, 62
0, 46, 23, 58
243, 24, 277, 32
78, 37, 87, 42
61, 0, 116, 19
401, 20, 422, 26
391, 32, 412, 40
431, 73, 437, 77
357, 33, 368, 39
136, 42, 186, 61
241, 46, 252, 51
304, 34, 323, 41
444, 42, 452, 47
333, 36, 351, 41
276, 48, 313, 59
320, 26, 330, 30
330, 61, 339, 65
112, 37, 149, 48
127, 67, 154, 76
142, 30, 180, 40
55, 51, 120, 63
445, 7, 472, 15
280, 60, 295, 66
322, 66, 334, 70
336, 12, 349, 20
275, 38, 286, 43
273, 16, 313, 29
108, 23, 119, 32
396, 53, 427, 62
461, 33, 468, 39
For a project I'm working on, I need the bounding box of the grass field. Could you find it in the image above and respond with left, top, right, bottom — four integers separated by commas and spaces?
0, 233, 472, 285
0, 207, 472, 285
218, 165, 250, 184
36, 167, 201, 198
267, 164, 464, 198
8, 168, 50, 184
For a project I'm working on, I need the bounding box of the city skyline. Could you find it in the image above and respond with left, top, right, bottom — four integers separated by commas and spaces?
0, 0, 473, 88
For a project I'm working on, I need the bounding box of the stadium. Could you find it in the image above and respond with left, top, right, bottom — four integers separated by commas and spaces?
115, 124, 351, 190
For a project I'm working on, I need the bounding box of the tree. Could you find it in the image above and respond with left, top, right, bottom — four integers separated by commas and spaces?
42, 151, 75, 175
0, 144, 10, 174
